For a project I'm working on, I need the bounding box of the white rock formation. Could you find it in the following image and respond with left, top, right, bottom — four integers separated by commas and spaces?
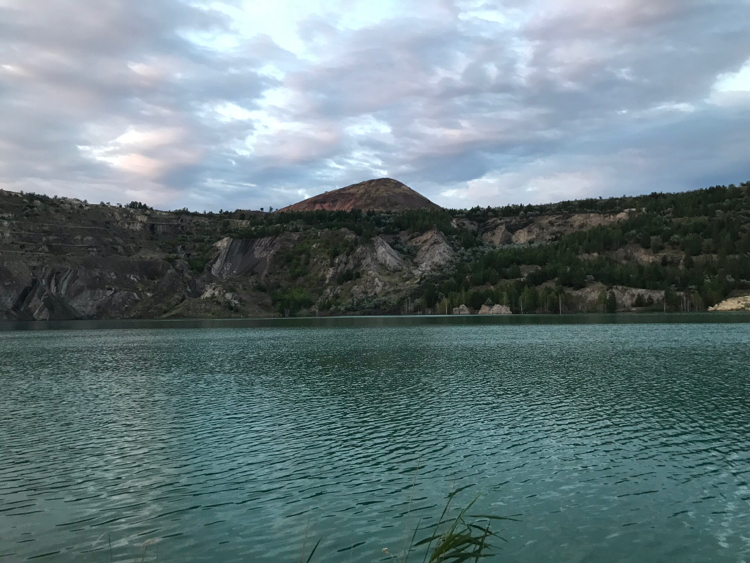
708, 295, 750, 311
479, 304, 512, 314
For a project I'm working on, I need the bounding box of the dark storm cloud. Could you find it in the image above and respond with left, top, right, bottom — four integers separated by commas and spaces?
1, 0, 749, 210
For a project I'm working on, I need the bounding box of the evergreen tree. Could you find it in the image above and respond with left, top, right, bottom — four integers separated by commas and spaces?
606, 291, 617, 313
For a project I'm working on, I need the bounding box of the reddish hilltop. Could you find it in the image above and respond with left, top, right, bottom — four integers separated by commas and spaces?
278, 178, 441, 212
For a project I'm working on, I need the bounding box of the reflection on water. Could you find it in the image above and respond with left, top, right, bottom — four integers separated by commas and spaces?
0, 319, 749, 562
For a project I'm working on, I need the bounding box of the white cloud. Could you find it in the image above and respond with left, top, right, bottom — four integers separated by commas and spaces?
714, 60, 750, 92
78, 125, 202, 179
0, 0, 749, 211
709, 58, 750, 106
438, 166, 610, 207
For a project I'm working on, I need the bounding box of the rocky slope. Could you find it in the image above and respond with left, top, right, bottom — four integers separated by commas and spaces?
2, 180, 749, 320
278, 178, 441, 212
0, 188, 455, 320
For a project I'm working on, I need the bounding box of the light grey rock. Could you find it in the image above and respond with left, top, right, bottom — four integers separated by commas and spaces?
479, 304, 512, 315
372, 236, 405, 271
412, 229, 455, 274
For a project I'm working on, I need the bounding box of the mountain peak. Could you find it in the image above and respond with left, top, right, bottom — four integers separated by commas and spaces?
278, 178, 441, 212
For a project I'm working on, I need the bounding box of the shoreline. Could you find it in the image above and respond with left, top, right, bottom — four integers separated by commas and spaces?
3, 311, 750, 331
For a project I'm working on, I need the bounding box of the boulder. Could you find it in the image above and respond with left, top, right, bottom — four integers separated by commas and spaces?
452, 304, 471, 315
479, 304, 512, 315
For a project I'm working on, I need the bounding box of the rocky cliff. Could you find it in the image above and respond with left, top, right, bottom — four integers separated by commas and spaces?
2, 180, 749, 320
0, 188, 456, 320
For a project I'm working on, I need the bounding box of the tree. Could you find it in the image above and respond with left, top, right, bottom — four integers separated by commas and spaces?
606, 290, 617, 313
597, 290, 608, 312
664, 287, 680, 311
272, 287, 313, 317
126, 201, 151, 210
422, 283, 439, 309
520, 286, 538, 313
690, 291, 705, 311
438, 296, 451, 315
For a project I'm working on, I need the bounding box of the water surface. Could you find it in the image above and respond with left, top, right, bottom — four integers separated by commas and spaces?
1, 316, 749, 562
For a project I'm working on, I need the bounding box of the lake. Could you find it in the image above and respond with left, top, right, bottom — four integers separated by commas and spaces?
1, 315, 749, 562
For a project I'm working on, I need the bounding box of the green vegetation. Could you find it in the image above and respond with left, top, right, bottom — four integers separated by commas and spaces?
407, 490, 514, 562
411, 182, 750, 313
302, 489, 515, 562
230, 181, 750, 315
187, 254, 211, 273
126, 201, 152, 210
235, 208, 473, 245
272, 287, 314, 316
4, 179, 749, 318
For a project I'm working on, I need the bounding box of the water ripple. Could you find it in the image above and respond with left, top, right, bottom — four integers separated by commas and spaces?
0, 322, 749, 562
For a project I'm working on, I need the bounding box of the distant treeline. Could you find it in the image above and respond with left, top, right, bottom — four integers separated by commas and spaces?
421, 182, 750, 313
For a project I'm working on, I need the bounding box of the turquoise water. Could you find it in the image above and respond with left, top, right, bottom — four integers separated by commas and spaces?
1, 316, 749, 562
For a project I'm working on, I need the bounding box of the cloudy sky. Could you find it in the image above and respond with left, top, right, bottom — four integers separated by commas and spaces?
1, 0, 749, 211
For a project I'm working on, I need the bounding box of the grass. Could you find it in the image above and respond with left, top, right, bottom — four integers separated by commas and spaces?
302, 487, 518, 562
116, 487, 515, 562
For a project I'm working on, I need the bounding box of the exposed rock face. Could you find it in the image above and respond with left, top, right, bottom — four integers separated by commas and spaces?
609, 286, 665, 310
210, 235, 291, 280
312, 227, 458, 312
481, 220, 512, 246
479, 304, 512, 315
452, 304, 471, 315
564, 284, 665, 312
612, 245, 661, 265
0, 189, 272, 320
7, 184, 728, 321
411, 229, 455, 275
0, 257, 196, 321
278, 178, 441, 212
709, 295, 750, 311
451, 217, 478, 232
372, 236, 405, 271
481, 212, 631, 246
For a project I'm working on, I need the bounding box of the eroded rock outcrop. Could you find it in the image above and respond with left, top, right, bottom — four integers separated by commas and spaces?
481, 220, 513, 246
372, 236, 405, 272
481, 212, 631, 247
411, 229, 455, 274
478, 304, 512, 315
709, 295, 750, 311
0, 258, 193, 320
210, 235, 289, 280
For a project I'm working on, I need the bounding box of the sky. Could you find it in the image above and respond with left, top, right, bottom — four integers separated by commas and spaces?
1, 0, 749, 212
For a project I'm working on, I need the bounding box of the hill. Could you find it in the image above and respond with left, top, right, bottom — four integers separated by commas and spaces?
278, 178, 441, 212
1, 180, 749, 320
